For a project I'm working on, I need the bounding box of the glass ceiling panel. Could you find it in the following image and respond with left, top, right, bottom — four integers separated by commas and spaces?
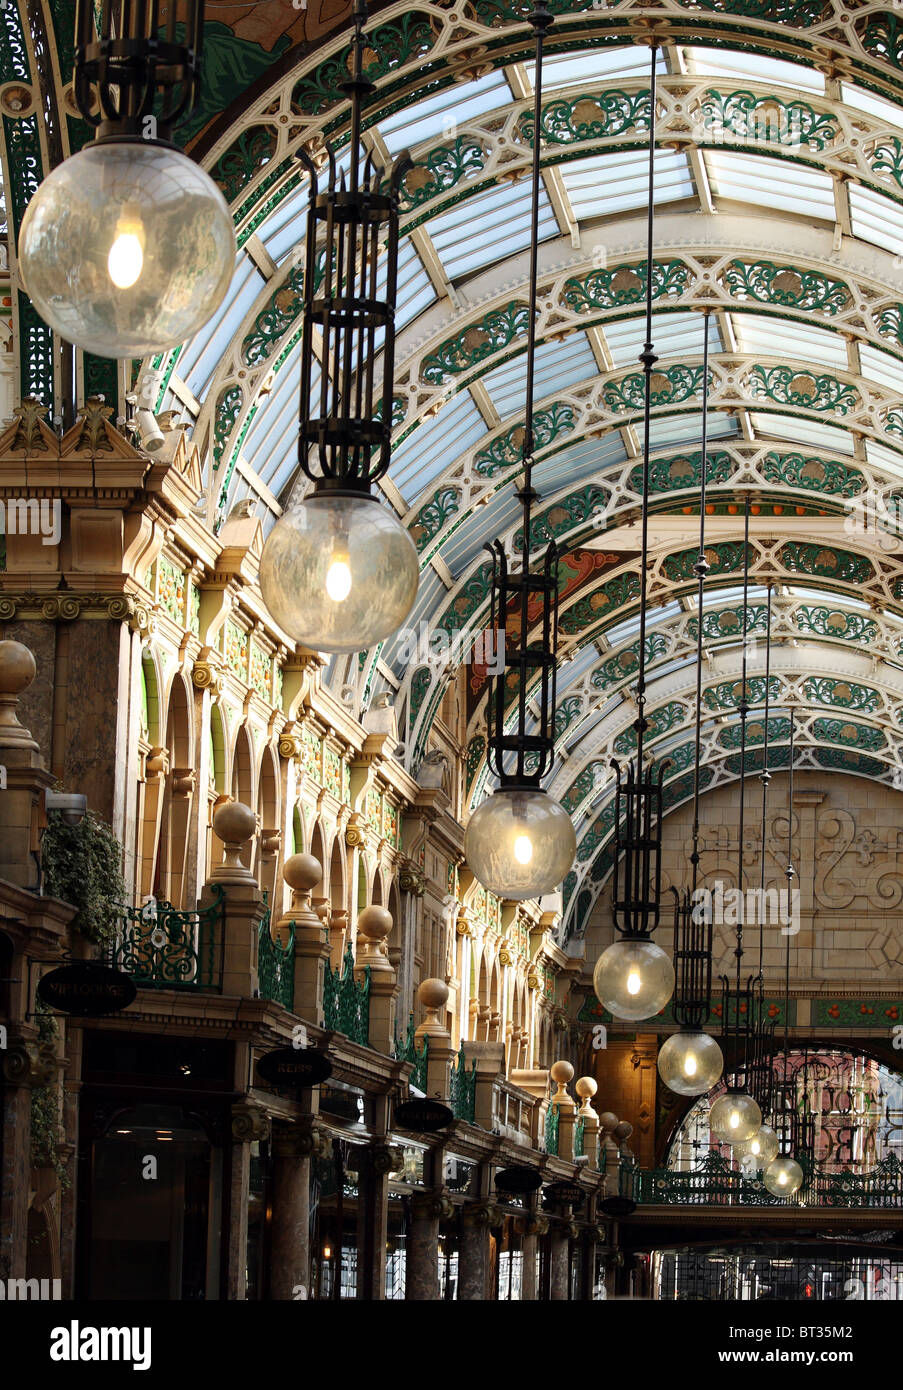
262, 179, 311, 263
730, 314, 848, 370
605, 601, 683, 645
240, 339, 314, 509
390, 391, 486, 505
558, 149, 693, 219
685, 583, 770, 609
749, 412, 855, 454
383, 236, 436, 332
785, 584, 870, 609
705, 149, 835, 218
603, 311, 721, 368
427, 180, 558, 281
859, 343, 903, 393
537, 431, 628, 495
849, 184, 903, 256
480, 332, 597, 415
376, 70, 513, 157
522, 46, 668, 89
647, 412, 738, 450
683, 46, 825, 93
180, 250, 263, 400
866, 440, 903, 481
840, 83, 903, 128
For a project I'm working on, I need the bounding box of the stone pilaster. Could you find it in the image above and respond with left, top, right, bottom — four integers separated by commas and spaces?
228, 1099, 270, 1300
405, 1190, 452, 1301
270, 1119, 322, 1300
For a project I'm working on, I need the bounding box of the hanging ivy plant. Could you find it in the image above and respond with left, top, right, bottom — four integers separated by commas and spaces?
42, 807, 126, 945
29, 1001, 68, 1186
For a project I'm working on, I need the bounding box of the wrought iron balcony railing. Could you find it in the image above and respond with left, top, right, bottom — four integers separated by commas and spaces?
257, 891, 295, 1011
323, 945, 370, 1047
543, 1101, 560, 1156
394, 1013, 428, 1091
113, 885, 224, 990
623, 1150, 903, 1208
449, 1046, 477, 1123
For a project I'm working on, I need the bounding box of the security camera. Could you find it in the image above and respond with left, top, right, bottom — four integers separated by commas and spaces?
135, 408, 165, 453
45, 791, 88, 826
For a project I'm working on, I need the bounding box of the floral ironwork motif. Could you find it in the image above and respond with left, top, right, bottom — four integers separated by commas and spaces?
323, 945, 370, 1046
292, 12, 435, 115
630, 449, 732, 494
703, 676, 782, 711
698, 91, 836, 150
213, 386, 243, 470
559, 572, 642, 634
519, 88, 652, 144
688, 604, 769, 643
747, 365, 859, 413
812, 717, 886, 751
793, 606, 877, 643
113, 886, 224, 990
213, 126, 278, 204
761, 451, 863, 497
421, 302, 531, 384
258, 894, 295, 1011
562, 260, 689, 313
779, 542, 874, 584
399, 136, 486, 212
722, 260, 849, 313
604, 364, 706, 413
474, 402, 576, 476
803, 677, 881, 712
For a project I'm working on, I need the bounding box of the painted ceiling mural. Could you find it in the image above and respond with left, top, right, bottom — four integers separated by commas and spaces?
5, 0, 903, 940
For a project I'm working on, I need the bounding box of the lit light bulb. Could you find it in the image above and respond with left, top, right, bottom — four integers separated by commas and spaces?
683, 1052, 698, 1078
776, 1168, 788, 1187
325, 553, 352, 603
749, 1136, 762, 1156
107, 219, 144, 289
513, 834, 533, 865
626, 970, 642, 996
728, 1107, 741, 1131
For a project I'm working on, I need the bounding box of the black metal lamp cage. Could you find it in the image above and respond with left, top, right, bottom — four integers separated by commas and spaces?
74, 0, 204, 143
296, 0, 411, 498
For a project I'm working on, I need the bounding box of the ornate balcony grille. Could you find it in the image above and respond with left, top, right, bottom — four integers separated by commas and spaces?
113, 884, 223, 990
449, 1046, 477, 1123
624, 1151, 903, 1208
257, 892, 295, 1011
393, 1014, 428, 1090
544, 1100, 560, 1155
323, 945, 370, 1046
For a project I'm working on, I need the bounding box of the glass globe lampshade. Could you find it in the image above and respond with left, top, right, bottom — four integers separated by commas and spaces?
737, 1124, 780, 1166
18, 142, 235, 358
592, 937, 675, 1022
763, 1155, 804, 1197
656, 1030, 724, 1096
464, 788, 576, 900
258, 492, 419, 654
709, 1090, 762, 1143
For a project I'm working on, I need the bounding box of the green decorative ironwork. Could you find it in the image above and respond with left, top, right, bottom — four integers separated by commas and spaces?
394, 1015, 429, 1090
562, 761, 605, 813
529, 484, 608, 545
437, 560, 493, 636
868, 136, 903, 190
723, 259, 849, 313
813, 747, 888, 777
779, 542, 874, 584
575, 1116, 585, 1157
692, 0, 830, 21
213, 125, 278, 204
544, 1102, 560, 1155
114, 885, 224, 990
399, 135, 486, 212
592, 634, 668, 690
554, 695, 585, 738
724, 744, 792, 776
466, 734, 486, 789
876, 303, 903, 348
812, 716, 886, 751
747, 365, 859, 413
884, 408, 903, 438
803, 677, 881, 712
630, 449, 732, 495
604, 364, 706, 414
703, 675, 781, 711
562, 259, 689, 313
449, 1046, 477, 1123
699, 92, 836, 151
291, 12, 436, 115
323, 945, 370, 1046
577, 802, 617, 861
629, 1150, 903, 1208
474, 402, 576, 477
559, 572, 642, 634
688, 604, 768, 643
213, 386, 243, 470
858, 12, 903, 75
664, 540, 749, 583
520, 88, 651, 145
83, 355, 119, 416
794, 605, 877, 643
410, 486, 461, 551
410, 666, 433, 726
719, 716, 791, 749
762, 451, 864, 497
649, 741, 696, 779
257, 893, 295, 1011
421, 302, 531, 384
613, 700, 686, 753
242, 261, 306, 367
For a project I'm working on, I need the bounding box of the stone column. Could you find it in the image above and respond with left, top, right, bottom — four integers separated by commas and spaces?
576, 1075, 601, 1169
549, 1059, 577, 1161
228, 1098, 270, 1300
0, 1042, 51, 1279
354, 905, 397, 1053
599, 1111, 621, 1193
202, 801, 265, 998
458, 1200, 496, 1301
278, 853, 329, 1025
519, 1206, 546, 1301
405, 1191, 451, 1301
415, 978, 455, 1100
270, 1120, 318, 1300
548, 1219, 571, 1301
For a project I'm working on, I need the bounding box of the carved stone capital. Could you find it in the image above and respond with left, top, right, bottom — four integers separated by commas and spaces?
231, 1101, 271, 1144
271, 1116, 322, 1160
192, 657, 224, 694
411, 1189, 454, 1222
463, 1200, 504, 1229
2, 1039, 55, 1087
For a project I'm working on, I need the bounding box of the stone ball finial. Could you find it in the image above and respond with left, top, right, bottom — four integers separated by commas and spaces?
549, 1059, 574, 1086
283, 852, 322, 894
614, 1120, 633, 1143
575, 1076, 597, 1100
599, 1111, 619, 1133
0, 640, 36, 694
357, 904, 392, 943
418, 977, 449, 1012
212, 799, 257, 844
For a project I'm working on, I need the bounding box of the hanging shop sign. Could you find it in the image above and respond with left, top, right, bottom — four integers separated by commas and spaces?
598, 1195, 637, 1218
495, 1166, 543, 1195
256, 1047, 332, 1089
394, 1098, 453, 1133
543, 1180, 586, 1208
37, 960, 136, 1017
